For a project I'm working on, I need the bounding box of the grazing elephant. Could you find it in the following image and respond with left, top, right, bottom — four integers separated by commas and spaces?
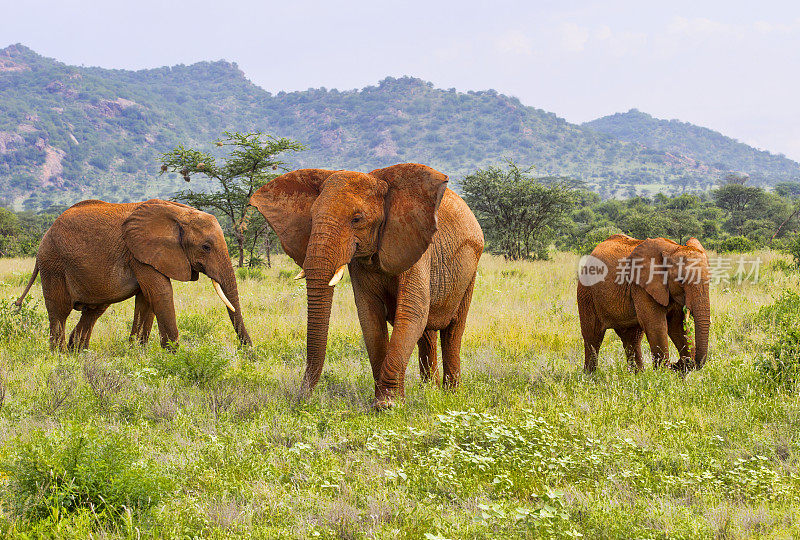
577, 234, 710, 372
250, 164, 484, 408
15, 199, 251, 350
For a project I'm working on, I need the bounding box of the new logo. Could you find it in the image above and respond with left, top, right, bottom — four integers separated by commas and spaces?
578, 255, 608, 286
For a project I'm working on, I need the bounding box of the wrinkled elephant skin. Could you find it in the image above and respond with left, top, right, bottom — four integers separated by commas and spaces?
16, 199, 251, 350
577, 234, 710, 372
250, 164, 484, 408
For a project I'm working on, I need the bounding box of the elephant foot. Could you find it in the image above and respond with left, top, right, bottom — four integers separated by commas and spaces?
373, 387, 404, 411
670, 359, 692, 375
373, 397, 405, 411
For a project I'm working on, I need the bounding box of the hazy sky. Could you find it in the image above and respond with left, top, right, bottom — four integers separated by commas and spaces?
3, 0, 799, 159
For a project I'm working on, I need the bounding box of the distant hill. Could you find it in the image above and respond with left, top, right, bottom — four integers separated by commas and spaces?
1, 44, 797, 210
582, 109, 800, 185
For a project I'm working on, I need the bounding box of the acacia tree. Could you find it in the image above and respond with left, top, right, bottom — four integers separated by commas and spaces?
461, 160, 581, 260
159, 131, 305, 267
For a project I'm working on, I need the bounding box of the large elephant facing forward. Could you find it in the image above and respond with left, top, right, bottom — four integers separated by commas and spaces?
15, 199, 251, 350
250, 164, 484, 408
577, 234, 710, 372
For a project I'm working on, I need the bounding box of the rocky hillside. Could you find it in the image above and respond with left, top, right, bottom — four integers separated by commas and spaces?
583, 109, 800, 185
1, 44, 797, 210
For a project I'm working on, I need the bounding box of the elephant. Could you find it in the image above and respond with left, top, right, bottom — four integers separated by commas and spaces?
249, 163, 484, 408
577, 234, 710, 372
15, 199, 251, 350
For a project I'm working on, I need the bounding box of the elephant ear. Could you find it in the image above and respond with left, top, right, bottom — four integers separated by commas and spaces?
370, 163, 448, 275
123, 200, 193, 281
249, 169, 336, 267
626, 238, 671, 307
686, 237, 705, 252
685, 237, 709, 263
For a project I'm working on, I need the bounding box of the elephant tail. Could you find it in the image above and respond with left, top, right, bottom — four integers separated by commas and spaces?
14, 261, 39, 308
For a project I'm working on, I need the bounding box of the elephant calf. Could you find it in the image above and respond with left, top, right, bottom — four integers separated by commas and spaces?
15, 199, 251, 350
577, 234, 710, 372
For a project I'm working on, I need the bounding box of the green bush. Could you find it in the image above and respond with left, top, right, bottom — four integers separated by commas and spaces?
0, 297, 46, 342
757, 328, 800, 389
782, 234, 800, 268
236, 266, 267, 281
0, 423, 167, 524
755, 290, 800, 331
178, 312, 220, 341
152, 344, 232, 385
573, 225, 622, 255
767, 258, 794, 274
716, 235, 755, 253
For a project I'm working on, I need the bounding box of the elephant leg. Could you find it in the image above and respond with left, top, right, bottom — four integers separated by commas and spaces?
615, 326, 644, 371
376, 269, 430, 406
41, 273, 71, 352
667, 309, 692, 372
642, 318, 670, 369
418, 329, 439, 385
130, 292, 155, 345
440, 275, 476, 389
351, 271, 391, 399
68, 304, 109, 351
577, 285, 605, 372
132, 261, 178, 349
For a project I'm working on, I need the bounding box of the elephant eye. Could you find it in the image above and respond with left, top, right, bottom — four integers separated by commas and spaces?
351, 214, 363, 225
202, 243, 212, 253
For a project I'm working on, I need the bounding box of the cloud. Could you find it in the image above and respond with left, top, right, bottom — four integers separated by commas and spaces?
559, 22, 590, 52
591, 25, 647, 57
667, 17, 744, 39
495, 30, 533, 55
753, 19, 800, 35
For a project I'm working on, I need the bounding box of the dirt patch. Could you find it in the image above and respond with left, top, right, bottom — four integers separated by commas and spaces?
93, 97, 139, 117
0, 132, 24, 153
373, 130, 398, 158
0, 45, 29, 72
39, 145, 66, 186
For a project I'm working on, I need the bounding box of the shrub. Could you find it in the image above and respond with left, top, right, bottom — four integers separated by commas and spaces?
236, 266, 267, 281
0, 423, 167, 524
0, 298, 46, 342
755, 290, 800, 332
178, 312, 220, 341
152, 344, 232, 385
573, 225, 622, 255
782, 234, 800, 268
767, 258, 794, 274
757, 328, 800, 389
716, 235, 754, 253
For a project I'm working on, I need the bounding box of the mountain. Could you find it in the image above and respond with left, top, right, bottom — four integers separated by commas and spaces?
582, 109, 800, 185
1, 44, 797, 210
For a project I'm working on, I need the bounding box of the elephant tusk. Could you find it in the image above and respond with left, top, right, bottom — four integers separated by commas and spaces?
211, 279, 236, 312
294, 269, 306, 280
328, 265, 346, 287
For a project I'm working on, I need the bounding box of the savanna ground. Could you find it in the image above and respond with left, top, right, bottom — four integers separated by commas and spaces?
0, 252, 799, 539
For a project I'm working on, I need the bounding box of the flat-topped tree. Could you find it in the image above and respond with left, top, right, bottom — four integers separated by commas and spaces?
159, 131, 306, 267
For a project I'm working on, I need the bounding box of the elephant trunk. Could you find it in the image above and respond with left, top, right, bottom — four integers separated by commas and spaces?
212, 253, 251, 346
299, 225, 354, 396
301, 277, 334, 395
688, 285, 710, 369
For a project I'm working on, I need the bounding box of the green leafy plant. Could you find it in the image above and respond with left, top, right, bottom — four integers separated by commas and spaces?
716, 235, 755, 253
0, 297, 45, 342
757, 328, 800, 389
151, 344, 232, 385
755, 290, 800, 332
0, 423, 168, 525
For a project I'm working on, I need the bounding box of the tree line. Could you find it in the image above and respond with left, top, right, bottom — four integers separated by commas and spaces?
2, 132, 800, 264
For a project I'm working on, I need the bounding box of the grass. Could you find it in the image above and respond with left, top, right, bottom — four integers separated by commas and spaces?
0, 252, 798, 538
